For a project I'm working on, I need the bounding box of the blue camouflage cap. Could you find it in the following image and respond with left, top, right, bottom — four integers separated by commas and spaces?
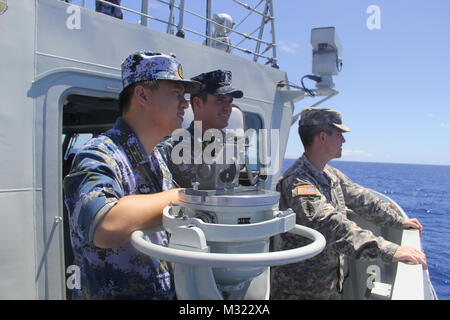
191, 70, 243, 98
121, 51, 201, 93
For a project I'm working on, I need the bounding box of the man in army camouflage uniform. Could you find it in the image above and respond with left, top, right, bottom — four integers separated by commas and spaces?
270, 107, 426, 300
63, 51, 200, 299
157, 69, 243, 188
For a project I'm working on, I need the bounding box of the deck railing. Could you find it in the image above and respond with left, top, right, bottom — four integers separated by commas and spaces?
65, 0, 279, 67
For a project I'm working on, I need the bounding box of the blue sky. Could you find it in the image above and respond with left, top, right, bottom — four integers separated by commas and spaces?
273, 0, 450, 166
76, 0, 450, 165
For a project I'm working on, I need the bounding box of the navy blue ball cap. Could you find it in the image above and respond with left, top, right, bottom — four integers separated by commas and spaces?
191, 70, 243, 98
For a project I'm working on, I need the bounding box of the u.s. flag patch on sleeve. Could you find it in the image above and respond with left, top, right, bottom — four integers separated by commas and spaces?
296, 185, 318, 196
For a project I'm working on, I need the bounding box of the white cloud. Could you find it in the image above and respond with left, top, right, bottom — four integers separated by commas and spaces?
426, 113, 435, 118
278, 40, 300, 54
441, 122, 450, 128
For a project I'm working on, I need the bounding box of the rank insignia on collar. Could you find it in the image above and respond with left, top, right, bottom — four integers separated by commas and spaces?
296, 185, 318, 196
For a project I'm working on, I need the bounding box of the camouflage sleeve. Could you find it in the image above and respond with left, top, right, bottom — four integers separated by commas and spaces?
279, 176, 398, 263
155, 138, 173, 168
155, 138, 184, 187
151, 148, 175, 191
332, 168, 405, 228
63, 146, 122, 244
156, 137, 197, 188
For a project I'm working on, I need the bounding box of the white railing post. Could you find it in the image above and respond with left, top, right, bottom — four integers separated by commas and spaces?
166, 0, 176, 34
176, 0, 185, 38
268, 0, 278, 68
205, 0, 212, 46
141, 0, 149, 26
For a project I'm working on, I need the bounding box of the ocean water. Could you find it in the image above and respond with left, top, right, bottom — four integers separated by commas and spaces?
282, 159, 450, 300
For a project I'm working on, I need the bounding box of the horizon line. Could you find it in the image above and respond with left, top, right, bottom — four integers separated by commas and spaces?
283, 157, 450, 168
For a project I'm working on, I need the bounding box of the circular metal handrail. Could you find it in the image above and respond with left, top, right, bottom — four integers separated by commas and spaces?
131, 224, 325, 268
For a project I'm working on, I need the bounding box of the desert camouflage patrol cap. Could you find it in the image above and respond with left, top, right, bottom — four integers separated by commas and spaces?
121, 51, 201, 93
299, 107, 351, 132
191, 70, 243, 98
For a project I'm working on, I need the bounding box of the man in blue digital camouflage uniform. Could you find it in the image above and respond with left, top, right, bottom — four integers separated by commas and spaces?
63, 51, 200, 299
156, 69, 243, 188
270, 107, 426, 300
